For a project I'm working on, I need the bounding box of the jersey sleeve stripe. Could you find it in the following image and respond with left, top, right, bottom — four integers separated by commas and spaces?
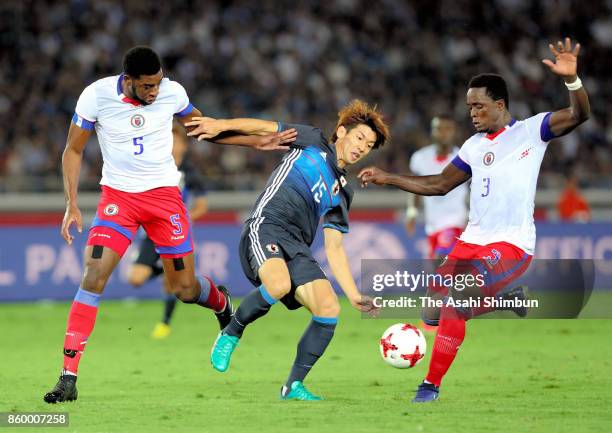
72, 113, 96, 130
451, 155, 471, 176
175, 102, 194, 117
540, 112, 555, 142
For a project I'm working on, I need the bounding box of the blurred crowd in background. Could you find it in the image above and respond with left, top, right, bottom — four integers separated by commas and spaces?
0, 0, 611, 192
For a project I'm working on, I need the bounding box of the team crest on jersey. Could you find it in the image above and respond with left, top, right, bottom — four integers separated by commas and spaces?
332, 180, 340, 196
104, 204, 119, 216
339, 176, 347, 187
483, 151, 495, 166
266, 243, 280, 254
130, 114, 145, 129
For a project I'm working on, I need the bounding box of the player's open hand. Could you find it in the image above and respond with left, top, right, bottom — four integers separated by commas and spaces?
185, 117, 226, 141
254, 128, 298, 151
350, 295, 380, 317
542, 37, 580, 79
358, 166, 389, 187
61, 204, 83, 245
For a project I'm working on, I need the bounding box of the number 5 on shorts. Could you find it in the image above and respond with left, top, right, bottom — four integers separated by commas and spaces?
170, 214, 182, 235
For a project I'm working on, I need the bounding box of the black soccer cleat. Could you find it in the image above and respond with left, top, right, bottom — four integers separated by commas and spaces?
215, 285, 234, 330
43, 373, 78, 404
495, 285, 529, 317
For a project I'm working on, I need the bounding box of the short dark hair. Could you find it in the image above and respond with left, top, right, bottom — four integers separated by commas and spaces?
123, 46, 161, 78
468, 73, 509, 109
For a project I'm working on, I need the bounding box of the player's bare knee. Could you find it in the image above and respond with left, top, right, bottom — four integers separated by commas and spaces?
265, 275, 292, 298
81, 262, 109, 294
315, 297, 341, 318
127, 274, 146, 287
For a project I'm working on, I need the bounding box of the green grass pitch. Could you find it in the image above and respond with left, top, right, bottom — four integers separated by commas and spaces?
1, 298, 611, 433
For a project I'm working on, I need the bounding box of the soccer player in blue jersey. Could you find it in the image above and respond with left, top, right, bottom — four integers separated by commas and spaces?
187, 100, 389, 400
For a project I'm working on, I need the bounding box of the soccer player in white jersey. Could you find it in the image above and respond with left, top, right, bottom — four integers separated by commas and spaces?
359, 38, 590, 403
405, 115, 467, 259
44, 46, 296, 404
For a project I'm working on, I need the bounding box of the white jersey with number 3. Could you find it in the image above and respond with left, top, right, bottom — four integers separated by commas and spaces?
452, 113, 553, 255
72, 74, 194, 192
409, 145, 468, 235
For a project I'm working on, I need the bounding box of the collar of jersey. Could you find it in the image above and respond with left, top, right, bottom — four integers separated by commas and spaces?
485, 118, 516, 141
116, 74, 143, 107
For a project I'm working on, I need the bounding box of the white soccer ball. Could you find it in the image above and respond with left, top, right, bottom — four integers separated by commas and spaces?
379, 323, 427, 369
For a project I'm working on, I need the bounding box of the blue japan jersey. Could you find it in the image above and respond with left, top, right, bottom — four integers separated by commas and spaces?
247, 123, 353, 246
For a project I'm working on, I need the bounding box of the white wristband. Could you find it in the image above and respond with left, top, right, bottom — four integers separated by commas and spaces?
405, 206, 419, 220
565, 76, 582, 91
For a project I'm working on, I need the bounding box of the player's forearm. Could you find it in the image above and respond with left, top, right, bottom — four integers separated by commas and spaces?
564, 77, 590, 124
61, 147, 83, 206
217, 118, 278, 136
385, 173, 449, 196
212, 134, 263, 147
325, 244, 360, 300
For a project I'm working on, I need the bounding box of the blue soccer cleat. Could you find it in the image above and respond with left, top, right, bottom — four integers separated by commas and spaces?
280, 381, 322, 401
412, 381, 440, 403
210, 332, 239, 372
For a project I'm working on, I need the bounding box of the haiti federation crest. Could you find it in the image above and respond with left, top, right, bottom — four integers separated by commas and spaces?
130, 114, 145, 129
483, 151, 495, 166
104, 204, 119, 216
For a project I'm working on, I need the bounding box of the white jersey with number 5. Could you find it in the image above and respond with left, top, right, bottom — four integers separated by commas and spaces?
410, 145, 468, 235
72, 74, 194, 192
451, 112, 554, 255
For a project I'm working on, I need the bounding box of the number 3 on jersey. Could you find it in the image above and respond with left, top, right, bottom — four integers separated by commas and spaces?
481, 177, 491, 197
133, 137, 144, 155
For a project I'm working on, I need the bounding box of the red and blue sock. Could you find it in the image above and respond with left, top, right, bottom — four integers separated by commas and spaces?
425, 306, 466, 387
62, 288, 100, 376
196, 276, 226, 313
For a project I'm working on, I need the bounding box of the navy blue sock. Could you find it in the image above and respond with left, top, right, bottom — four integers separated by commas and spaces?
224, 285, 276, 338
285, 316, 337, 390
162, 294, 177, 325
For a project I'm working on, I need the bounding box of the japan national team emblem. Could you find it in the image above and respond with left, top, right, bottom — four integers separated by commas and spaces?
483, 151, 495, 166
266, 243, 280, 254
130, 114, 145, 129
332, 180, 340, 196
104, 204, 119, 216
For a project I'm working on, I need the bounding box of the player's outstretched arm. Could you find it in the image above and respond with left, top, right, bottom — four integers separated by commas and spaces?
184, 116, 296, 150
61, 122, 91, 245
323, 228, 378, 314
543, 37, 590, 138
185, 117, 279, 140
358, 162, 470, 196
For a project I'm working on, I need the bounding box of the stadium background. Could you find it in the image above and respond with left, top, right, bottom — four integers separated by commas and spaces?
0, 2, 611, 433
0, 0, 610, 300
